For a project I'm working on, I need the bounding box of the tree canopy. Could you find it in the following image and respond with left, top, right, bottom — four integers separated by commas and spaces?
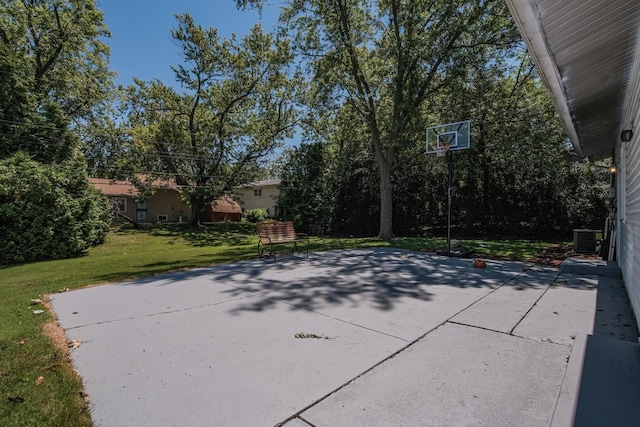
245, 0, 522, 239
108, 13, 298, 225
0, 0, 113, 263
274, 49, 608, 238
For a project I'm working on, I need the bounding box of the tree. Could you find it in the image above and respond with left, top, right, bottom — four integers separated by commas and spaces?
0, 152, 111, 264
0, 0, 114, 263
119, 14, 297, 226
241, 0, 520, 239
1, 0, 113, 116
275, 142, 335, 234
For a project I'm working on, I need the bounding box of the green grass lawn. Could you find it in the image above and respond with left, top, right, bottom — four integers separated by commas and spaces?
0, 223, 566, 426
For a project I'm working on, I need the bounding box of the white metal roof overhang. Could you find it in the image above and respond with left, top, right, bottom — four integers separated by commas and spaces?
505, 0, 640, 158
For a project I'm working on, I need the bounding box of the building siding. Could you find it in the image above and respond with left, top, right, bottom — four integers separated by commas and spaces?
147, 189, 191, 222
236, 183, 279, 216
619, 57, 640, 332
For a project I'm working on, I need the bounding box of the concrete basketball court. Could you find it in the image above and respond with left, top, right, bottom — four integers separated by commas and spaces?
50, 248, 639, 427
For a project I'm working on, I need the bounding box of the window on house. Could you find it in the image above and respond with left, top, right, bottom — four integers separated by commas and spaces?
254, 189, 262, 197
112, 197, 127, 212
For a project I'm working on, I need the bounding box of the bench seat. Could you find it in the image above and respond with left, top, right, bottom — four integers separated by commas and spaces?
257, 221, 309, 260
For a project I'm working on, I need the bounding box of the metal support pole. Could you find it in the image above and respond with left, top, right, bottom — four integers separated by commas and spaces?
446, 151, 453, 256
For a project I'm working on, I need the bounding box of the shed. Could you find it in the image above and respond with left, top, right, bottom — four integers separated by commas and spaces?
203, 197, 242, 222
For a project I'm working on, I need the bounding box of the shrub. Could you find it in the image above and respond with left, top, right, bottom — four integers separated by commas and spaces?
0, 152, 112, 264
243, 208, 267, 223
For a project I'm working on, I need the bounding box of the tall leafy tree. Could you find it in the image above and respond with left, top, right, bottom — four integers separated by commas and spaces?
120, 14, 297, 225
242, 0, 520, 239
0, 0, 113, 263
275, 142, 335, 234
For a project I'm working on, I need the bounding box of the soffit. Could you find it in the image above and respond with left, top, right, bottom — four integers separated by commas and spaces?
507, 0, 640, 158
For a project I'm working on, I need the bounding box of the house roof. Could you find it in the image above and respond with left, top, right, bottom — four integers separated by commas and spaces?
89, 177, 180, 197
505, 0, 640, 159
210, 196, 242, 214
241, 179, 281, 188
89, 178, 139, 197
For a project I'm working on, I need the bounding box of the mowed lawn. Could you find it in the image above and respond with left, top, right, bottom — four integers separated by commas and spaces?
0, 223, 564, 426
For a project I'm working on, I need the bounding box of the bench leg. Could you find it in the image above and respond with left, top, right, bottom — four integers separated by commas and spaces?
258, 242, 275, 260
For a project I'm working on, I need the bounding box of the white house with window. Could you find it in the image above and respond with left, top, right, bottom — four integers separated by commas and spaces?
506, 0, 640, 330
235, 179, 281, 217
506, 0, 640, 423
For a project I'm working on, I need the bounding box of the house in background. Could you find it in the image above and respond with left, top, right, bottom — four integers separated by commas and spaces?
235, 179, 281, 217
90, 178, 191, 223
90, 178, 242, 223
202, 196, 242, 222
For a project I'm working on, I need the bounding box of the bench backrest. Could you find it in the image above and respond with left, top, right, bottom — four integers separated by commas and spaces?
257, 221, 297, 242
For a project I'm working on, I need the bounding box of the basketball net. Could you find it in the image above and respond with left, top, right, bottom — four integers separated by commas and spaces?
436, 141, 451, 157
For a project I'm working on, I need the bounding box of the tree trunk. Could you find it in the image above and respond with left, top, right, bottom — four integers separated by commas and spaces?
190, 195, 205, 227
377, 154, 394, 240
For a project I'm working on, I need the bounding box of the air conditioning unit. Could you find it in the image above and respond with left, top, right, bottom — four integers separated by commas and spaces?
573, 229, 601, 254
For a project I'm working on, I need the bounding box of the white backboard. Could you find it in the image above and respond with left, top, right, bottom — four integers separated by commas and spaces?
426, 120, 471, 154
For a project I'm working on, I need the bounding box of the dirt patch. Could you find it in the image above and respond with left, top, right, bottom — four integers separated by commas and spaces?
528, 243, 601, 266
478, 243, 602, 267
42, 299, 92, 411
42, 305, 71, 358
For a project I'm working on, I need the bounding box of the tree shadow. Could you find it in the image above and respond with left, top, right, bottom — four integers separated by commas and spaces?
92, 247, 257, 284
147, 223, 257, 248
204, 248, 548, 314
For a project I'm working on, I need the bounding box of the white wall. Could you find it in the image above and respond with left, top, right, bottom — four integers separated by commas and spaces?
618, 44, 640, 332
236, 184, 279, 216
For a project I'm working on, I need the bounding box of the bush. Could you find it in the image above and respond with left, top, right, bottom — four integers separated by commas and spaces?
243, 208, 267, 223
0, 152, 112, 264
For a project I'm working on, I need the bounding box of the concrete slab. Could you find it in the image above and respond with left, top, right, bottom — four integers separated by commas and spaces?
514, 305, 594, 345
591, 276, 639, 342
281, 418, 312, 427
207, 249, 524, 340
451, 269, 558, 333
49, 266, 253, 329
513, 275, 599, 345
491, 269, 558, 304
300, 323, 570, 427
54, 248, 522, 426
450, 297, 534, 333
560, 258, 621, 277
541, 275, 599, 312
552, 334, 640, 427
207, 249, 527, 300
49, 248, 637, 427
60, 293, 404, 427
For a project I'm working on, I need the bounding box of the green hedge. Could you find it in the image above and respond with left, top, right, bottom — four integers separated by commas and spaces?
0, 152, 112, 264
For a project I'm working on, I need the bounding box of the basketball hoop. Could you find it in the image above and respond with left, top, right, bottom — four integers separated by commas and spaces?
426, 119, 471, 258
426, 120, 470, 155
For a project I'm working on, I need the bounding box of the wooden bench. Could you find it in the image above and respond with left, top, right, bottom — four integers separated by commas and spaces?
257, 221, 309, 261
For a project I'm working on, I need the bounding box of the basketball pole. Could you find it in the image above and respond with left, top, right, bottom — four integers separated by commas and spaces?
446, 150, 453, 256
426, 120, 470, 257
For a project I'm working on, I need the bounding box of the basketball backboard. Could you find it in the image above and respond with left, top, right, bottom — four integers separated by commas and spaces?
426, 120, 471, 154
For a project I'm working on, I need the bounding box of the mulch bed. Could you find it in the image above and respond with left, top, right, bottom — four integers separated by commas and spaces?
485, 243, 602, 267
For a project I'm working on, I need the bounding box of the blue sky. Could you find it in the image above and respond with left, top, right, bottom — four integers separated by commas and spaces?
98, 0, 280, 88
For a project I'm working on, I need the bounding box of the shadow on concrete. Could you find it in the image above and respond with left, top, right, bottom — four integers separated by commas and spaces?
573, 334, 640, 427
206, 248, 548, 314
566, 273, 640, 427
